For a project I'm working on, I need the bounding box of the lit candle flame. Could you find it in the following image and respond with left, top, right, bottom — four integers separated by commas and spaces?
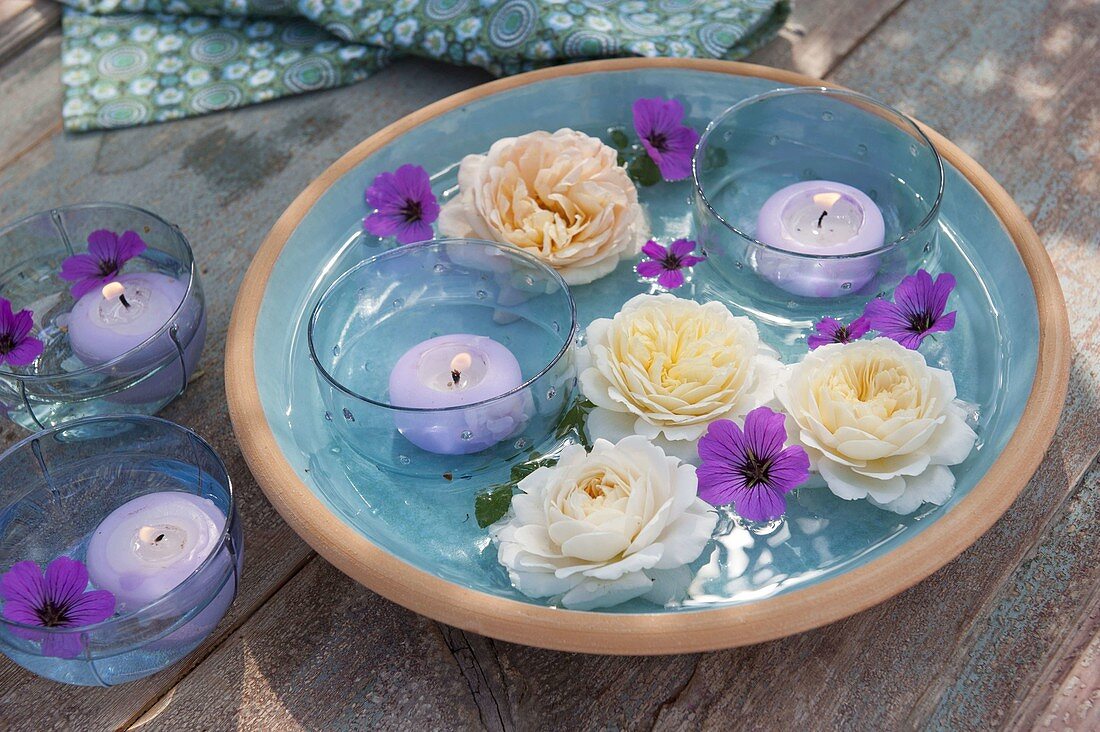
449, 352, 472, 386
101, 281, 125, 300
102, 280, 131, 309
813, 192, 842, 208
137, 526, 162, 544
450, 353, 472, 373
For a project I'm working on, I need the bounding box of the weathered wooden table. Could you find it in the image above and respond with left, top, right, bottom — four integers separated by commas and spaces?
0, 0, 1096, 729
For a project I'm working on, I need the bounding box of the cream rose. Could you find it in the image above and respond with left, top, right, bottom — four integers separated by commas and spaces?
577, 294, 781, 463
775, 338, 977, 514
438, 128, 648, 285
490, 436, 716, 610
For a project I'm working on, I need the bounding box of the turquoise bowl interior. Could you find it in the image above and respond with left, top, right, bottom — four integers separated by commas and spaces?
250, 69, 1037, 614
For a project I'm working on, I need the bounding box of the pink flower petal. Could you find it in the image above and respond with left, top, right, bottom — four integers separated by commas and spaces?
669, 238, 697, 259
641, 240, 668, 260
44, 557, 90, 608
86, 230, 119, 263
656, 268, 685, 289
115, 231, 148, 263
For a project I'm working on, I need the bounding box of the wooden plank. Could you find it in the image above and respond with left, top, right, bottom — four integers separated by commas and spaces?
125, 560, 487, 731
1028, 612, 1100, 731
0, 0, 59, 68
0, 30, 62, 175
0, 0, 1094, 727
747, 0, 908, 77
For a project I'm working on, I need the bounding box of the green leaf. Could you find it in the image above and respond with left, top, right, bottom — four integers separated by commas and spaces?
475, 484, 515, 529
510, 450, 551, 483
474, 398, 598, 529
705, 144, 728, 169
555, 397, 596, 449
608, 128, 630, 149
627, 153, 661, 187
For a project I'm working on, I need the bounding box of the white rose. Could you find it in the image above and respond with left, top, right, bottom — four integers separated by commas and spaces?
491, 436, 716, 610
577, 294, 781, 462
775, 338, 977, 514
438, 128, 648, 286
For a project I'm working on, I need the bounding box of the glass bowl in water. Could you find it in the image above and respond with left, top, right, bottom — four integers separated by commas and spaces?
0, 415, 241, 686
0, 204, 207, 431
308, 238, 578, 479
693, 87, 944, 327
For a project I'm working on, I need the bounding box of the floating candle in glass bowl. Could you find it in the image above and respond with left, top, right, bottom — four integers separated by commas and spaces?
0, 415, 241, 686
85, 491, 226, 613
309, 238, 577, 477
753, 180, 886, 297
388, 334, 524, 454
693, 87, 944, 325
0, 204, 207, 429
69, 277, 187, 365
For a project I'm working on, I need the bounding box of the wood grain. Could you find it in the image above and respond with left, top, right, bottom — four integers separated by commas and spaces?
0, 30, 62, 175
747, 0, 908, 77
0, 0, 59, 68
0, 0, 1094, 727
129, 560, 487, 731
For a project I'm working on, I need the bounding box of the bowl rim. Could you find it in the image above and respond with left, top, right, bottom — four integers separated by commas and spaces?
692, 86, 946, 261
0, 202, 200, 382
224, 58, 1070, 655
306, 238, 578, 412
0, 414, 237, 638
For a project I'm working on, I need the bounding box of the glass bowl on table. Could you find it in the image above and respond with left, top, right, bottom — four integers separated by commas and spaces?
308, 238, 578, 480
692, 87, 945, 328
0, 203, 206, 431
0, 415, 242, 686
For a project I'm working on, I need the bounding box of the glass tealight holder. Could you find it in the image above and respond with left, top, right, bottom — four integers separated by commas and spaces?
309, 239, 578, 479
0, 204, 207, 431
693, 87, 944, 327
0, 415, 242, 686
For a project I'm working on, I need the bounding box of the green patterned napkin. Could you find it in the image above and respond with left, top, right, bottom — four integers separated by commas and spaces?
59, 0, 789, 132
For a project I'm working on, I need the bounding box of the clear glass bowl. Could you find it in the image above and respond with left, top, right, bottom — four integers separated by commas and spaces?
0, 415, 242, 686
0, 204, 207, 431
693, 87, 944, 327
308, 239, 578, 478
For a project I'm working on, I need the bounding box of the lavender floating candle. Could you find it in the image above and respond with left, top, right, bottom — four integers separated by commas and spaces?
85, 491, 226, 613
67, 273, 206, 404
387, 334, 526, 455
754, 180, 886, 298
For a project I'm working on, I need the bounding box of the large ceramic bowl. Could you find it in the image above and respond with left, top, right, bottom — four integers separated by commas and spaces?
226, 59, 1069, 654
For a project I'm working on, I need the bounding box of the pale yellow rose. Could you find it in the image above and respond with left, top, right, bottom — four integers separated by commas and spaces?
490, 436, 716, 610
775, 338, 977, 514
577, 294, 781, 462
438, 128, 648, 285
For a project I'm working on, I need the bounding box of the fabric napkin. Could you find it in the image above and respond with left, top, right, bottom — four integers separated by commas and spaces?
58, 0, 789, 132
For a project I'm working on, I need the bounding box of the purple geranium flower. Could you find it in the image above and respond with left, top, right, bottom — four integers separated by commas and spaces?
632, 97, 700, 181
363, 164, 440, 245
863, 269, 957, 349
0, 298, 43, 368
807, 315, 871, 350
636, 238, 706, 289
1, 557, 115, 659
696, 407, 810, 523
60, 229, 147, 299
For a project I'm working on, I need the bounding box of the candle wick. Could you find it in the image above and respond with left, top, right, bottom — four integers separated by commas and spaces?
817, 210, 828, 228
155, 533, 164, 543
119, 293, 131, 309
450, 369, 461, 386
